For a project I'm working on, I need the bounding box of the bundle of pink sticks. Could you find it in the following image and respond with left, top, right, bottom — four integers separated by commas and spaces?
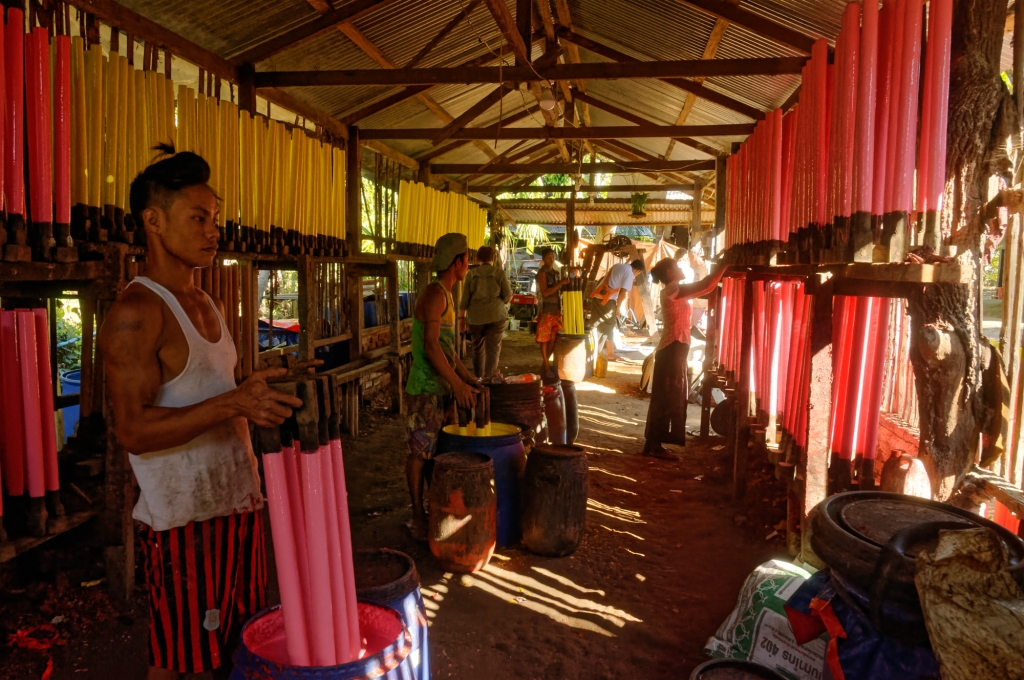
724, 0, 954, 259
0, 308, 63, 539
258, 376, 360, 667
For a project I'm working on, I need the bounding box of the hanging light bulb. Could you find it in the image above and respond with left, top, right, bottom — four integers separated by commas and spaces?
539, 83, 556, 111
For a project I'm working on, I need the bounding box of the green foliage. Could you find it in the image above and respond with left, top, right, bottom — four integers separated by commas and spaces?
55, 300, 82, 372
984, 246, 1002, 288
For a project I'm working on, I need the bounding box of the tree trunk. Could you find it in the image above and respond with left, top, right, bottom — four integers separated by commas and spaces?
908, 0, 1008, 499
908, 276, 979, 500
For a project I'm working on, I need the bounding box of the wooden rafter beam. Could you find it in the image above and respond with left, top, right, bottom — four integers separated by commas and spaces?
432, 160, 717, 174
336, 43, 525, 127
482, 0, 532, 64
230, 0, 398, 65
253, 56, 808, 88
362, 123, 753, 140
557, 28, 764, 121
572, 90, 723, 157
416, 140, 474, 163
335, 22, 498, 160
665, 0, 735, 159
433, 85, 509, 145
361, 140, 418, 170
675, 0, 822, 55
406, 0, 485, 68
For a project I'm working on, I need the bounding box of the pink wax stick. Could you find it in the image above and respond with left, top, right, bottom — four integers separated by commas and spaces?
926, 0, 953, 212
329, 439, 361, 657
5, 9, 24, 217
812, 40, 829, 227
299, 447, 338, 666
282, 445, 314, 641
893, 0, 923, 214
0, 22, 6, 211
31, 29, 52, 225
840, 3, 859, 219
32, 309, 59, 491
55, 35, 71, 225
873, 2, 894, 218
883, 0, 906, 214
841, 297, 873, 460
0, 311, 25, 496
263, 449, 313, 666
858, 299, 891, 460
826, 30, 844, 224
854, 0, 879, 214
318, 446, 353, 664
772, 108, 783, 241
17, 310, 45, 498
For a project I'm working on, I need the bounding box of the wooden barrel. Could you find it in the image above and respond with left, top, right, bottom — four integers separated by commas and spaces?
427, 452, 496, 573
521, 444, 588, 557
562, 380, 579, 445
554, 332, 587, 383
437, 424, 527, 548
542, 382, 566, 445
488, 381, 546, 446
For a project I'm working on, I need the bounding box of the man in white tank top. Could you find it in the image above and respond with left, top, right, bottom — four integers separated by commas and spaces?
99, 146, 303, 680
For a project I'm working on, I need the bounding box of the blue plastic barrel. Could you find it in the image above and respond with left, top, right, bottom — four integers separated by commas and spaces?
230, 602, 414, 679
436, 423, 526, 547
60, 369, 81, 439
364, 301, 379, 328
355, 550, 429, 680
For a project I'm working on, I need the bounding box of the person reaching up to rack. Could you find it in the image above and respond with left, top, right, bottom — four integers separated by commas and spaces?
589, 259, 645, 362
642, 257, 727, 459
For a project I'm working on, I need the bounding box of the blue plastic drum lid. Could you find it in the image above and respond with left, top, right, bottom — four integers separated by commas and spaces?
354, 550, 429, 680
436, 423, 525, 548
230, 603, 415, 680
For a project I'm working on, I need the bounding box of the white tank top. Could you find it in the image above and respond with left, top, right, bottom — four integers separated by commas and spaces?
127, 277, 263, 531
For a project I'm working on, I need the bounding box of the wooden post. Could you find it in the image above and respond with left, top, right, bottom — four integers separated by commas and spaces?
714, 156, 727, 258
690, 180, 703, 240
296, 255, 318, 361
732, 274, 754, 499
237, 62, 256, 115
346, 125, 362, 256
386, 259, 404, 414
700, 286, 720, 437
516, 0, 532, 65
795, 273, 833, 563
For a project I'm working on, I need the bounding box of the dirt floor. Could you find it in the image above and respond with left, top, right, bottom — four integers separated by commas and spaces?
0, 328, 789, 679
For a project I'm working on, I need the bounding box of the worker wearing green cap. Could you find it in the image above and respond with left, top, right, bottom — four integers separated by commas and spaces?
405, 232, 481, 540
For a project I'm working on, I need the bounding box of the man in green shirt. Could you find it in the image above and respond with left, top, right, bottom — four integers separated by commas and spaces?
406, 233, 480, 539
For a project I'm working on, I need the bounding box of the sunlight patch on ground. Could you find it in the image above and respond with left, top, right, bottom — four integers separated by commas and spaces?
575, 381, 617, 394
584, 428, 637, 441
612, 487, 637, 495
460, 574, 617, 637
530, 567, 606, 596
577, 442, 625, 454
579, 410, 641, 427
588, 498, 643, 523
474, 569, 639, 628
624, 548, 646, 557
588, 467, 637, 482
600, 524, 646, 541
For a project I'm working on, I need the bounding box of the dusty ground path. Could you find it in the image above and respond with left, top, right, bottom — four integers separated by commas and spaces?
0, 328, 785, 679
346, 330, 781, 679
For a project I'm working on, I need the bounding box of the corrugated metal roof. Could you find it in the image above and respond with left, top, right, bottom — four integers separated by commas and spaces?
118, 0, 317, 60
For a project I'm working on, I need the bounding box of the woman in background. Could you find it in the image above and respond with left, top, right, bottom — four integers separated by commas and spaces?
460, 246, 512, 379
643, 257, 726, 459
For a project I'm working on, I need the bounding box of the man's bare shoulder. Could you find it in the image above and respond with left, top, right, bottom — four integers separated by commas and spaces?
99, 285, 164, 355
414, 282, 446, 321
